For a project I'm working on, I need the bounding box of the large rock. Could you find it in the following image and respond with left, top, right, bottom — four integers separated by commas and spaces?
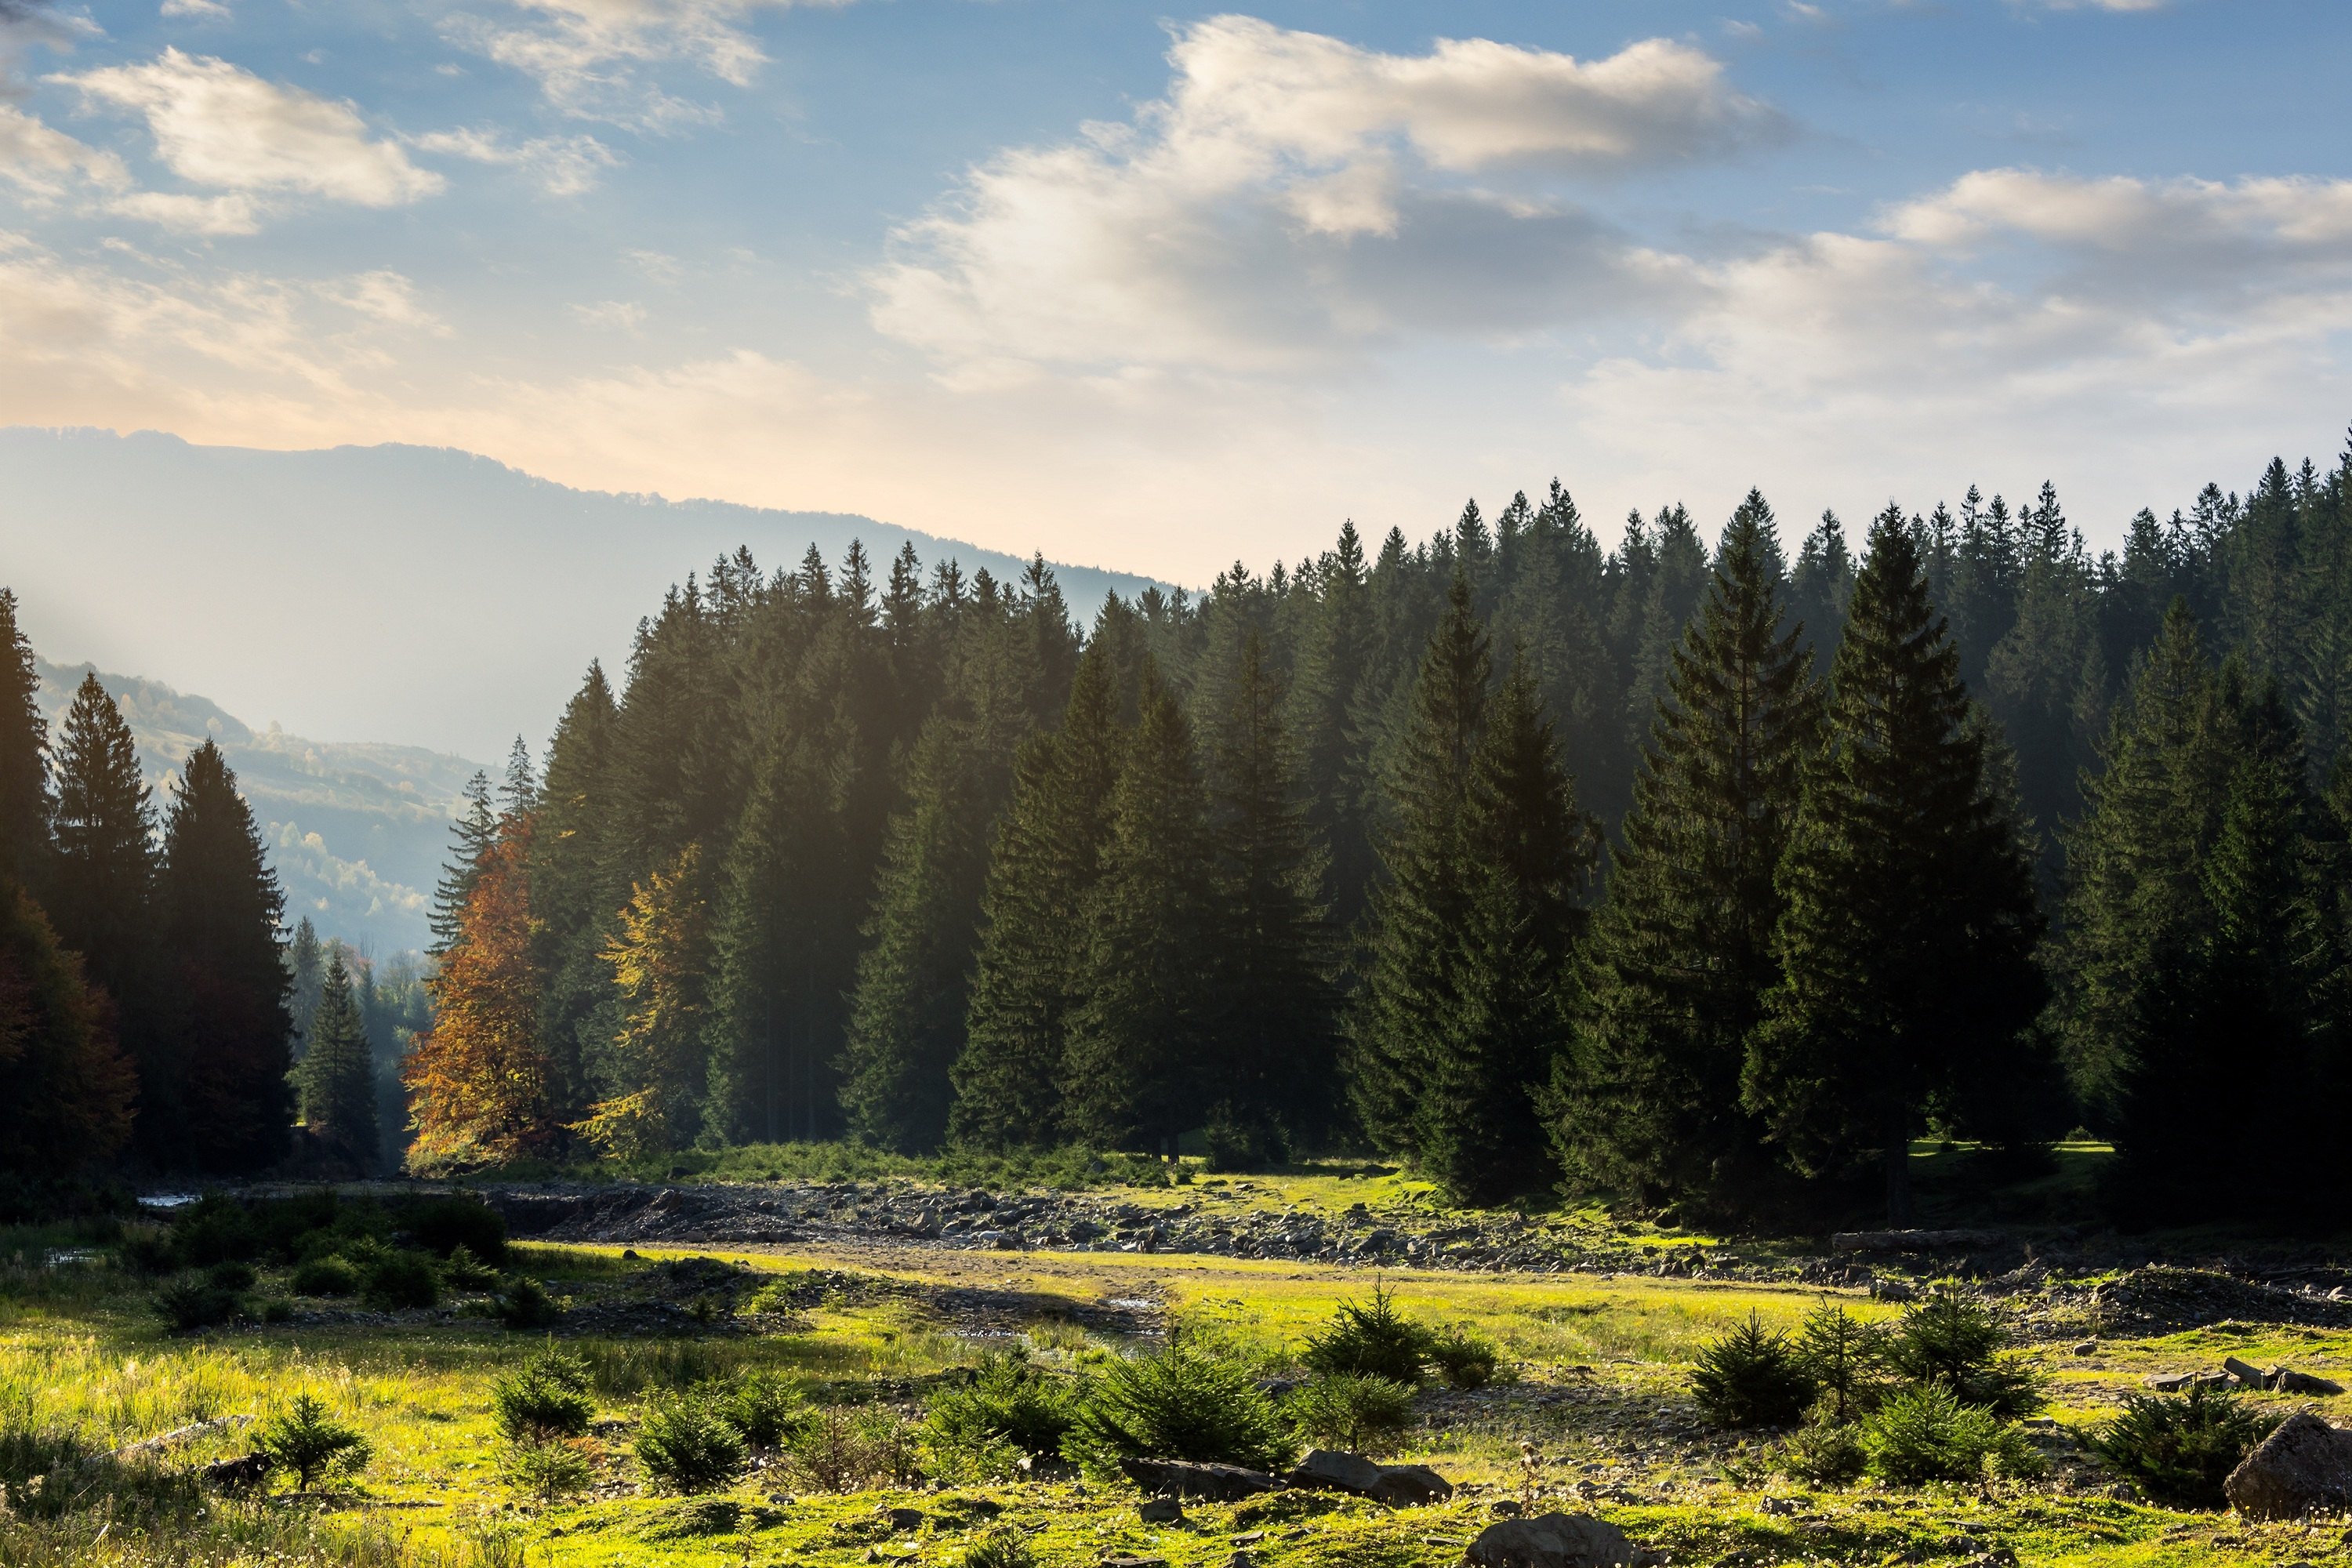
1287, 1448, 1453, 1505
1118, 1457, 1279, 1500
2227, 1412, 2352, 1519
1461, 1512, 1646, 1568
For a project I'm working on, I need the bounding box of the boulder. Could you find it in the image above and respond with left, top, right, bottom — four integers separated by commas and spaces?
2226, 1412, 2352, 1519
1461, 1512, 1646, 1568
1118, 1458, 1279, 1500
1137, 1496, 1183, 1524
2278, 1369, 2347, 1397
1287, 1449, 1454, 1506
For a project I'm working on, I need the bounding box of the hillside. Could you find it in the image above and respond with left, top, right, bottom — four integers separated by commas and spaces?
34, 659, 482, 956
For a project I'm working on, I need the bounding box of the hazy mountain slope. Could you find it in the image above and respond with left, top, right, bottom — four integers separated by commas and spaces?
35, 659, 483, 956
0, 427, 1167, 762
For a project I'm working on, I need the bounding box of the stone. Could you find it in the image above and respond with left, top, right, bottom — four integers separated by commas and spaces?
2226, 1412, 2352, 1519
2144, 1372, 2195, 1392
2225, 1356, 2270, 1388
198, 1452, 271, 1492
1461, 1512, 1646, 1568
1102, 1559, 1169, 1568
1137, 1496, 1184, 1524
884, 1507, 924, 1530
1118, 1458, 1279, 1501
2071, 1341, 2099, 1356
1288, 1448, 1454, 1506
2278, 1370, 2348, 1397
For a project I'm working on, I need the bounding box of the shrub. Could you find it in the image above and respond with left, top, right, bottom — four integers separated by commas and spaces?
637, 1392, 746, 1494
1888, 1286, 2040, 1418
924, 1352, 1076, 1463
2092, 1384, 2279, 1508
1065, 1341, 1298, 1474
205, 1259, 256, 1291
255, 1393, 372, 1491
117, 1224, 178, 1276
493, 1276, 564, 1330
963, 1525, 1039, 1568
394, 1195, 508, 1265
361, 1251, 441, 1311
1692, 1312, 1816, 1430
442, 1244, 500, 1290
1286, 1373, 1417, 1454
1302, 1286, 1429, 1385
1779, 1410, 1867, 1485
1861, 1384, 2040, 1486
1426, 1325, 1501, 1390
493, 1352, 597, 1444
787, 1406, 921, 1493
501, 1435, 600, 1504
710, 1369, 807, 1450
153, 1273, 241, 1331
1795, 1301, 1887, 1424
291, 1255, 361, 1297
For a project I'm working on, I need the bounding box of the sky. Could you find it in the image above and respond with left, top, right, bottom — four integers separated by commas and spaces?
2, 0, 2350, 587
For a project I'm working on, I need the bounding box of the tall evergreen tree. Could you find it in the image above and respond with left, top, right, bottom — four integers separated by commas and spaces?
430, 771, 495, 957
287, 917, 325, 1063
530, 662, 619, 1123
0, 590, 49, 889
1744, 510, 2049, 1224
0, 883, 134, 1173
160, 740, 293, 1172
1554, 495, 1818, 1210
299, 952, 377, 1169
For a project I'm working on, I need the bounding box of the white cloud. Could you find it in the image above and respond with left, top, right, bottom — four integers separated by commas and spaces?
158, 0, 232, 20
56, 49, 444, 209
0, 103, 129, 198
104, 188, 258, 233
569, 298, 644, 330
412, 125, 618, 194
441, 0, 842, 128
869, 18, 1769, 376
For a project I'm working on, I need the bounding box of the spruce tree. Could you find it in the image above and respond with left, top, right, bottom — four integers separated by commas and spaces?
430, 771, 495, 958
949, 640, 1125, 1148
1421, 657, 1596, 1204
299, 951, 377, 1169
0, 590, 49, 889
1554, 495, 1818, 1210
1744, 510, 2048, 1224
530, 663, 618, 1124
161, 739, 294, 1172
0, 883, 134, 1173
1349, 570, 1490, 1157
287, 917, 325, 1062
1060, 662, 1215, 1150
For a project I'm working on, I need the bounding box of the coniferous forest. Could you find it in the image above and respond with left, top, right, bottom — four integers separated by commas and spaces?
9, 442, 2352, 1225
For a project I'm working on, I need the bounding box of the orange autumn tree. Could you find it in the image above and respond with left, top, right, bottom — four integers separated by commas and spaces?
572, 844, 711, 1161
404, 816, 554, 1171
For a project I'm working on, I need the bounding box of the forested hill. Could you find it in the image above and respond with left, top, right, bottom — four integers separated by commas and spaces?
31, 659, 483, 955
402, 435, 2352, 1226
0, 427, 1164, 762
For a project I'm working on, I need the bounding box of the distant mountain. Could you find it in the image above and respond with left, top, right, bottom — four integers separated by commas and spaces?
0, 427, 1167, 761
35, 659, 484, 956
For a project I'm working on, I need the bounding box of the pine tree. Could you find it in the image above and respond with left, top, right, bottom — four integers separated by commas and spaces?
299, 951, 377, 1169
0, 883, 134, 1173
1554, 495, 1818, 1210
530, 663, 618, 1123
430, 771, 495, 957
49, 673, 167, 1156
1349, 570, 1490, 1157
0, 590, 49, 889
160, 739, 293, 1173
1788, 511, 1853, 681
1420, 657, 1596, 1204
950, 641, 1125, 1149
1283, 523, 1377, 928
287, 917, 325, 1062
1060, 662, 1215, 1150
1744, 510, 2049, 1224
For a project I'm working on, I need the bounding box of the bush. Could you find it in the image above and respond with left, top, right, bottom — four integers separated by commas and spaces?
1065, 1340, 1298, 1474
205, 1259, 256, 1291
394, 1195, 507, 1265
441, 1244, 500, 1290
1888, 1286, 2040, 1418
1795, 1302, 1886, 1424
637, 1392, 746, 1494
255, 1393, 371, 1491
924, 1352, 1076, 1466
1692, 1312, 1816, 1430
1779, 1411, 1867, 1485
1286, 1373, 1416, 1454
787, 1406, 922, 1493
500, 1436, 600, 1503
710, 1369, 807, 1450
493, 1352, 597, 1444
2092, 1384, 2279, 1508
1861, 1384, 2041, 1486
361, 1251, 441, 1311
963, 1525, 1039, 1568
1303, 1286, 1429, 1385
1426, 1325, 1501, 1390
153, 1273, 241, 1331
291, 1255, 361, 1297
493, 1276, 564, 1330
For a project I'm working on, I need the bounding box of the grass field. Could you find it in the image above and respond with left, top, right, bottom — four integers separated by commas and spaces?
2, 1178, 2347, 1568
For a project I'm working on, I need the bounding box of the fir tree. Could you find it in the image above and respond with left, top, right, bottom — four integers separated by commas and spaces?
299, 951, 377, 1169
160, 739, 293, 1173
0, 590, 49, 889
530, 663, 619, 1123
1554, 495, 1818, 1210
1744, 510, 2049, 1224
287, 917, 325, 1062
0, 883, 134, 1173
430, 771, 496, 957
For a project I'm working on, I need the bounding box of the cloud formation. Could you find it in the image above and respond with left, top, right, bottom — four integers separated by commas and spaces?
869, 18, 1770, 376
411, 125, 618, 194
443, 0, 839, 128
56, 49, 443, 209
0, 102, 127, 198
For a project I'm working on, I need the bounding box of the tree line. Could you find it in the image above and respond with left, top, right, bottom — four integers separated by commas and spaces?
407, 437, 2352, 1224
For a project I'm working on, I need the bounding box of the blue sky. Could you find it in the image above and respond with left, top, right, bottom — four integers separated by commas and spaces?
3, 0, 2350, 585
